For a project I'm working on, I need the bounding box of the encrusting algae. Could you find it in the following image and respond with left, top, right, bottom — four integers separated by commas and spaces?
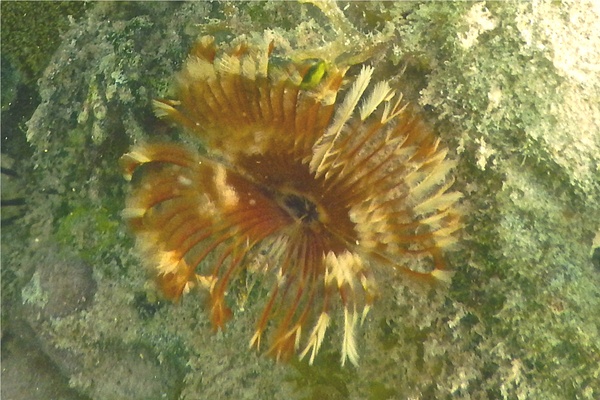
120, 33, 461, 366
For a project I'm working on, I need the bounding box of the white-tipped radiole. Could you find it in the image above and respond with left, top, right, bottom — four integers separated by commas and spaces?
299, 312, 331, 365
341, 307, 359, 366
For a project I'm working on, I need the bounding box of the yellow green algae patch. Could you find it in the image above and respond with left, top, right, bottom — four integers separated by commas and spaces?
1, 1, 88, 82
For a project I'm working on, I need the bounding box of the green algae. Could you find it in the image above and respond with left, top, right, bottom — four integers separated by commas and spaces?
21, 271, 49, 309
1, 1, 89, 82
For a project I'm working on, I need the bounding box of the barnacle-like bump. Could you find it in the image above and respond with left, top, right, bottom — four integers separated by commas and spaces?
121, 34, 461, 366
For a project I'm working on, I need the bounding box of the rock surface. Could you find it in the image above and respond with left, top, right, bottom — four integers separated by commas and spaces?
1, 2, 598, 399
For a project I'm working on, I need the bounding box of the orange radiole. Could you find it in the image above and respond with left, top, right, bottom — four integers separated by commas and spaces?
121, 34, 461, 366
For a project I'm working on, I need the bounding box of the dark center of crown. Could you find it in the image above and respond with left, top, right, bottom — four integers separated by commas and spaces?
280, 193, 320, 224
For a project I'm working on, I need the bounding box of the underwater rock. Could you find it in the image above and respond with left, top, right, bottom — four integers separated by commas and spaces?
0, 319, 87, 400
16, 244, 96, 382
3, 1, 598, 399
81, 343, 182, 400
34, 247, 96, 319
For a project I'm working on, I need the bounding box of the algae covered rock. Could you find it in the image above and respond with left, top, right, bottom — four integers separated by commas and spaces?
1, 2, 598, 399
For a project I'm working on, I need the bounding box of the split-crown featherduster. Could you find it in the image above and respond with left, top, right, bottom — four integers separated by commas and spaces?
121, 34, 461, 366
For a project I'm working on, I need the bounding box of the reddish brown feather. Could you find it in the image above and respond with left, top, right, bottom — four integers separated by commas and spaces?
121, 35, 461, 366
